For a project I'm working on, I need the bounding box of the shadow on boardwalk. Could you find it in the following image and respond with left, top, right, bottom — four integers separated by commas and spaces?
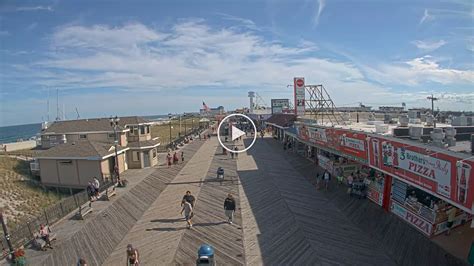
250, 137, 468, 266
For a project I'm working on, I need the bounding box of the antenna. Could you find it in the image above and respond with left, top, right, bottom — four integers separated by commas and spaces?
56, 89, 60, 121
47, 88, 50, 122
75, 107, 80, 119
63, 103, 66, 120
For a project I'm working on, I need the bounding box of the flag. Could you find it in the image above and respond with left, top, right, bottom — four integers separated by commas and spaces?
202, 101, 210, 112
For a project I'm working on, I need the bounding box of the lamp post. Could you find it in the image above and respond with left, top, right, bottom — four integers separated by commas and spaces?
184, 112, 187, 136
0, 211, 15, 263
192, 117, 194, 132
110, 116, 120, 183
168, 113, 172, 145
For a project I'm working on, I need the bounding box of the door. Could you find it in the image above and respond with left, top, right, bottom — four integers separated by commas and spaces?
143, 151, 151, 168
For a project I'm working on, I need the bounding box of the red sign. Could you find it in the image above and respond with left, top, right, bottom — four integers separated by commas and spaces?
391, 201, 433, 236
370, 136, 474, 212
296, 79, 304, 87
297, 125, 368, 162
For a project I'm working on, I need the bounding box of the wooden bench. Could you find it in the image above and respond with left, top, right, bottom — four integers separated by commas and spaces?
102, 185, 117, 201
76, 202, 93, 220
33, 229, 57, 251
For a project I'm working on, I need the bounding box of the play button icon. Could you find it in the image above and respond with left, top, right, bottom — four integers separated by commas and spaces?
231, 126, 246, 141
217, 113, 257, 153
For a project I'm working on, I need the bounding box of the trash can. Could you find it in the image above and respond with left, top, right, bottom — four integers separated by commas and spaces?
196, 244, 215, 266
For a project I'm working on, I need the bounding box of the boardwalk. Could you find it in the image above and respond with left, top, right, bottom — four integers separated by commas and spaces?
16, 135, 468, 265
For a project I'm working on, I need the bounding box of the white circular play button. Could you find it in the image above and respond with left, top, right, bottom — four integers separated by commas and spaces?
217, 113, 257, 153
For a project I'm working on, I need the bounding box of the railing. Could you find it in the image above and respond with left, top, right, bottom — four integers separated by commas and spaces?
0, 180, 115, 256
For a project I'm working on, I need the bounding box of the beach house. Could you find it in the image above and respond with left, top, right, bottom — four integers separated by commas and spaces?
34, 116, 160, 189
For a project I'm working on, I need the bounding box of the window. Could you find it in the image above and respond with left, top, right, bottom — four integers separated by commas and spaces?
79, 134, 87, 139
132, 152, 140, 161
140, 126, 145, 135
50, 135, 57, 140
146, 126, 150, 134
152, 149, 156, 158
133, 126, 138, 135
129, 126, 134, 134
59, 160, 72, 165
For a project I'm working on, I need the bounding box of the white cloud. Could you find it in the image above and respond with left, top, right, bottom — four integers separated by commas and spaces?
313, 0, 325, 27
364, 56, 474, 86
26, 22, 38, 31
419, 9, 434, 25
412, 40, 447, 51
16, 6, 53, 12
4, 20, 474, 124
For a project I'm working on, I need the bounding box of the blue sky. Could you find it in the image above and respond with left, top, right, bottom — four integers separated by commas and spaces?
0, 0, 473, 126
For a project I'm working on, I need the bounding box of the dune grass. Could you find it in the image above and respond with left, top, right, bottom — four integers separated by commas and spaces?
0, 157, 62, 230
151, 118, 201, 146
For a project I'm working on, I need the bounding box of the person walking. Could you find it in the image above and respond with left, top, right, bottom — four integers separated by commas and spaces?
445, 207, 457, 236
224, 194, 236, 224
230, 150, 234, 159
323, 170, 331, 191
181, 200, 194, 229
234, 146, 239, 158
173, 152, 179, 165
167, 153, 172, 168
181, 151, 185, 163
347, 173, 354, 194
126, 244, 139, 266
182, 191, 196, 207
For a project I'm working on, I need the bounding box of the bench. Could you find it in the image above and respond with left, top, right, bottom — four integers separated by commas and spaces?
76, 202, 93, 220
33, 230, 56, 251
102, 185, 117, 201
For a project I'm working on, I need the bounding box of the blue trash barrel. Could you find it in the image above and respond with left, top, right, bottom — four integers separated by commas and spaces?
196, 244, 215, 266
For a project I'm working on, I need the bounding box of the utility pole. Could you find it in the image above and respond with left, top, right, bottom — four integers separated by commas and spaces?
427, 94, 438, 128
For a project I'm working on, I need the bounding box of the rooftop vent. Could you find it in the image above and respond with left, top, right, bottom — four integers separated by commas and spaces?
409, 126, 423, 140
399, 115, 409, 127
430, 128, 445, 148
444, 127, 456, 147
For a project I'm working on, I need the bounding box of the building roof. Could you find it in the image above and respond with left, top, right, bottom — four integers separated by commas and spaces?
42, 116, 150, 134
127, 139, 161, 149
119, 116, 150, 126
266, 114, 297, 128
36, 140, 128, 159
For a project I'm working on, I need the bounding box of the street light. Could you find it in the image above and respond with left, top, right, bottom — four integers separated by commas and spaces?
184, 112, 187, 136
110, 116, 120, 183
168, 113, 172, 145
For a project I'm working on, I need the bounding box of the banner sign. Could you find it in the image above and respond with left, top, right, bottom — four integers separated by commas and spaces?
391, 201, 433, 236
271, 99, 290, 114
297, 125, 368, 162
294, 77, 305, 116
369, 136, 474, 211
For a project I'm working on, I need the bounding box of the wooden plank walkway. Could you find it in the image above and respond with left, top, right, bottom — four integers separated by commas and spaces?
173, 139, 245, 265
27, 139, 205, 266
238, 137, 396, 265
103, 138, 223, 265
265, 137, 469, 266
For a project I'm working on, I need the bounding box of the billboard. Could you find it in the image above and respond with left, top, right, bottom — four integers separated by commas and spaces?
368, 136, 474, 211
271, 99, 290, 114
294, 77, 305, 116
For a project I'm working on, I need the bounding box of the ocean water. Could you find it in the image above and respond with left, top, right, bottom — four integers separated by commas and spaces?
0, 123, 42, 144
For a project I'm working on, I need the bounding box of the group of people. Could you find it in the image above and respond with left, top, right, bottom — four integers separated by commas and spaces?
75, 244, 139, 266
86, 177, 101, 201
180, 191, 236, 229
166, 151, 185, 167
